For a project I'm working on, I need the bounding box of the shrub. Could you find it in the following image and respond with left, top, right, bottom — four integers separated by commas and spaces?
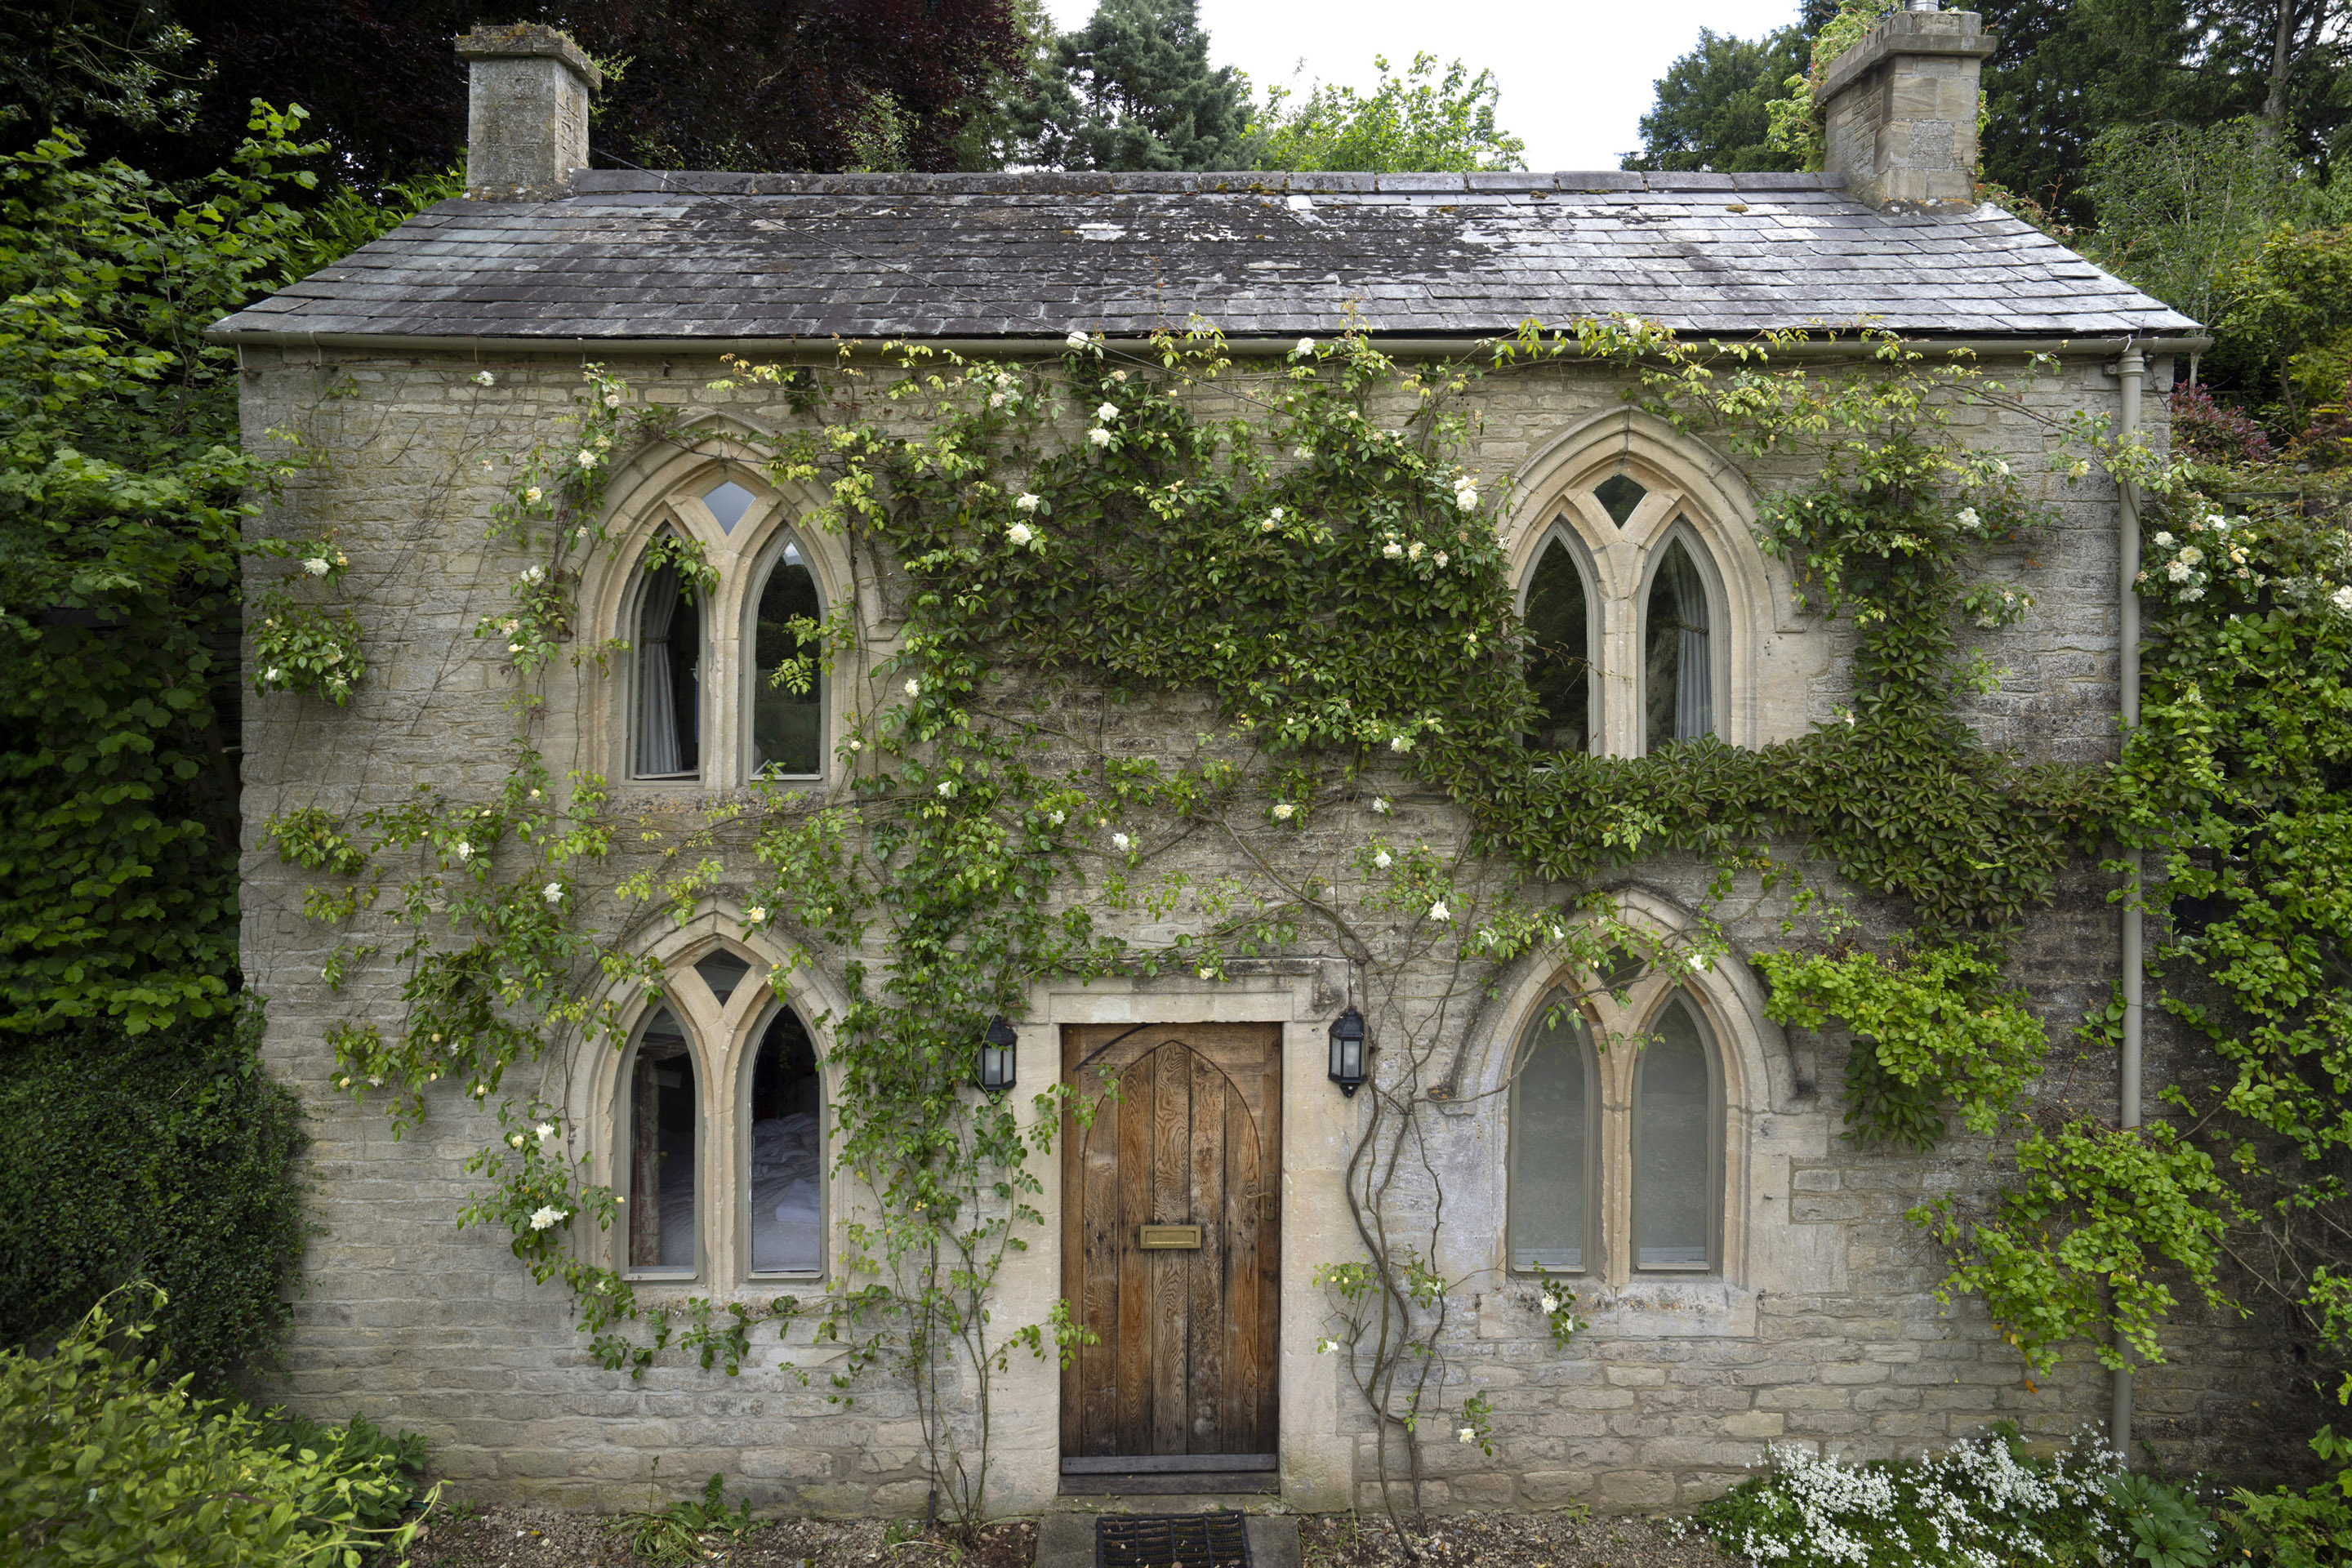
2172, 381, 2275, 466
0, 1002, 306, 1388
2219, 1426, 2352, 1566
1694, 1430, 2206, 1566
0, 1288, 433, 1566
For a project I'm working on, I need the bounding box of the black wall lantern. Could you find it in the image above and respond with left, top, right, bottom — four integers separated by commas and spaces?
978, 1015, 1018, 1093
1328, 1005, 1367, 1096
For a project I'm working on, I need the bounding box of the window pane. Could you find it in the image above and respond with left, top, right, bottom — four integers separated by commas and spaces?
752, 543, 822, 777
628, 1007, 697, 1272
1594, 474, 1647, 527
749, 1008, 823, 1274
694, 950, 751, 1005
1508, 996, 1588, 1271
635, 559, 701, 777
1523, 539, 1591, 755
702, 480, 755, 533
1643, 537, 1713, 751
1634, 996, 1713, 1269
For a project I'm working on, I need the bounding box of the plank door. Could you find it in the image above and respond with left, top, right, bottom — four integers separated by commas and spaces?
1061, 1023, 1281, 1462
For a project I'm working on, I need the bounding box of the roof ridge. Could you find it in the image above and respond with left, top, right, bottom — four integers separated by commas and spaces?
563, 169, 1848, 198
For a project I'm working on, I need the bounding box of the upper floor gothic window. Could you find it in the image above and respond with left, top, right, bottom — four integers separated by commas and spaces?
608, 460, 835, 789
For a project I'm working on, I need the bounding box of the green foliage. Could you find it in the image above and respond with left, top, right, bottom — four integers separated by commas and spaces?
1756, 941, 2050, 1149
2221, 1425, 2352, 1566
0, 1004, 306, 1389
2217, 224, 2352, 424
1695, 1429, 2141, 1567
1624, 26, 1807, 174
1764, 0, 1900, 170
602, 1472, 767, 1563
1014, 0, 1254, 172
2112, 1469, 2222, 1567
0, 1288, 435, 1566
1253, 52, 1525, 173
2083, 117, 2301, 327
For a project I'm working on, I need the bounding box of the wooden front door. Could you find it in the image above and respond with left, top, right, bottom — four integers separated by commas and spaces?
1061, 1024, 1281, 1463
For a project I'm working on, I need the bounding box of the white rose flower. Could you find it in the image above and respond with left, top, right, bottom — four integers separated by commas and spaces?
938, 780, 956, 796
1434, 551, 1449, 568
2207, 514, 2230, 531
1373, 849, 1392, 870
473, 371, 495, 386
265, 666, 282, 683
577, 450, 598, 469
455, 840, 473, 861
1995, 459, 2012, 476
747, 906, 768, 923
1390, 733, 1414, 752
521, 564, 545, 584
1008, 521, 1036, 547
1956, 507, 1980, 530
1540, 1293, 1560, 1313
1065, 328, 1091, 350
1316, 1337, 1339, 1354
542, 881, 563, 904
603, 391, 621, 408
1428, 900, 1450, 921
1096, 402, 1120, 421
1294, 445, 1313, 461
535, 1121, 557, 1143
2167, 559, 2193, 582
1112, 831, 1133, 851
1372, 796, 1392, 814
1272, 802, 1295, 821
905, 678, 921, 697
1407, 541, 1425, 560
1111, 369, 1127, 382
302, 555, 332, 577
1049, 809, 1066, 825
2153, 530, 2174, 547
989, 392, 1005, 408
1383, 541, 1405, 559
1457, 1427, 1475, 1444
1293, 336, 1316, 356
1089, 427, 1113, 448
2178, 546, 2204, 567
2334, 586, 2352, 613
528, 1205, 568, 1231
1262, 517, 1279, 532
1454, 485, 1478, 512
509, 1133, 525, 1147
1016, 492, 1041, 513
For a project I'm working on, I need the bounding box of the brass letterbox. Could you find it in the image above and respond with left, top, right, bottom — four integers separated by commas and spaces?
1137, 1224, 1203, 1250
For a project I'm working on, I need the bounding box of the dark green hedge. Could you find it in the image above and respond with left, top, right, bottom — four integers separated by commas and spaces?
0, 1003, 306, 1388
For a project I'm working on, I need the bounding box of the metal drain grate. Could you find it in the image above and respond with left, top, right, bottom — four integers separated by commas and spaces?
1096, 1512, 1251, 1568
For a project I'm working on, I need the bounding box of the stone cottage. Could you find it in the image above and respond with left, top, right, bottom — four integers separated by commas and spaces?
210, 10, 2238, 1519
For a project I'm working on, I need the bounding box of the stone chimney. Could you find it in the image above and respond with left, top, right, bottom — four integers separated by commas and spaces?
1813, 7, 1998, 213
456, 24, 602, 198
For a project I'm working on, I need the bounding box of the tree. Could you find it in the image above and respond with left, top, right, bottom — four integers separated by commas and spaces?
1623, 25, 1806, 173
2082, 117, 2300, 327
1014, 0, 1254, 172
1253, 51, 1523, 173
0, 0, 201, 147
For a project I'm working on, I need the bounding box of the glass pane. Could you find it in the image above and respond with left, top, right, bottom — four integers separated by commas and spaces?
1644, 537, 1713, 751
1523, 538, 1591, 755
628, 1007, 697, 1272
1508, 996, 1589, 1270
1634, 996, 1713, 1269
635, 557, 701, 777
749, 1008, 823, 1273
753, 543, 823, 777
1595, 474, 1647, 527
702, 480, 755, 533
694, 950, 751, 1005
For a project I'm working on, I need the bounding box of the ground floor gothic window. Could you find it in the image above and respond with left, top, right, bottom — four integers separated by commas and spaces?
626, 1005, 698, 1275
1506, 985, 1725, 1276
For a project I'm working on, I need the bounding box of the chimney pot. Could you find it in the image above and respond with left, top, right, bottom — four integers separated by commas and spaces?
456, 24, 602, 198
1813, 9, 1997, 214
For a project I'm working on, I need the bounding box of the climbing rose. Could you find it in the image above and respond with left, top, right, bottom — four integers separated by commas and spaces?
1293, 336, 1315, 356
1096, 402, 1120, 421
542, 882, 563, 904
1373, 850, 1392, 870
1272, 802, 1295, 821
535, 1122, 557, 1143
529, 1205, 568, 1231
1112, 832, 1133, 851
1009, 522, 1037, 548
473, 370, 495, 386
303, 556, 332, 577
1016, 492, 1041, 513
1065, 328, 1091, 349
904, 678, 920, 697
1428, 900, 1450, 920
1088, 428, 1113, 448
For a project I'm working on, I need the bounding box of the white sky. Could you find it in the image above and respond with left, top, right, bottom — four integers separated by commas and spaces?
1040, 0, 1806, 170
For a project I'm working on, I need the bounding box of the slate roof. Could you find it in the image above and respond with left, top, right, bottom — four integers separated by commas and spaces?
209, 169, 2200, 345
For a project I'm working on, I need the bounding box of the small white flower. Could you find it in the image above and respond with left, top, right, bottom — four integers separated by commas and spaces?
1293, 336, 1316, 357
2177, 545, 2204, 567
1096, 402, 1120, 422
1316, 1337, 1339, 1355
1434, 551, 1449, 568
1407, 541, 1425, 561
1008, 521, 1036, 547
1263, 517, 1279, 532
1065, 328, 1092, 350
2154, 530, 2175, 547
1111, 831, 1132, 851
747, 906, 767, 924
473, 370, 495, 386
1373, 849, 1392, 870
474, 1084, 488, 1097
988, 392, 1005, 408
576, 450, 599, 470
604, 392, 621, 408
265, 666, 282, 683
542, 881, 563, 904
535, 1121, 557, 1143
905, 678, 921, 697
509, 1133, 525, 1147
1383, 541, 1405, 559
1457, 1427, 1475, 1444
1454, 485, 1478, 512
1016, 492, 1041, 513
1428, 900, 1450, 921
1198, 966, 1216, 980
455, 840, 473, 861
2167, 559, 2193, 582
1089, 427, 1113, 448
2207, 514, 2230, 532
520, 564, 545, 584
1272, 802, 1295, 821
1049, 809, 1066, 826
302, 555, 332, 577
1372, 796, 1392, 814
1995, 459, 2011, 476
528, 1205, 568, 1231
1541, 1293, 1560, 1312
1111, 369, 1127, 382
506, 643, 522, 655
938, 780, 956, 797
2334, 586, 2352, 613
1293, 445, 1313, 461
1390, 733, 1414, 753
1956, 507, 1980, 530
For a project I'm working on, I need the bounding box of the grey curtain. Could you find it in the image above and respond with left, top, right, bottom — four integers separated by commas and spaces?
1669, 548, 1713, 742
636, 564, 683, 775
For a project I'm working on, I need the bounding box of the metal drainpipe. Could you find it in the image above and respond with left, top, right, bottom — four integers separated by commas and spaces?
2112, 344, 2146, 1459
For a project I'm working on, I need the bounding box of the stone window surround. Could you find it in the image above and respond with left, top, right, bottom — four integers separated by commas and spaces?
1462, 889, 1776, 1294
568, 903, 850, 1292
574, 425, 855, 791
1505, 977, 1729, 1285
1505, 408, 1775, 755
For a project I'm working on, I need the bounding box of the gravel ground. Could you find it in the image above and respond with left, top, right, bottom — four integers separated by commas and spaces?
406, 1504, 1735, 1568
1299, 1512, 1740, 1568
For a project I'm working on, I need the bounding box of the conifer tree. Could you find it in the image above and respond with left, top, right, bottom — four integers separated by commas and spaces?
1017, 0, 1254, 171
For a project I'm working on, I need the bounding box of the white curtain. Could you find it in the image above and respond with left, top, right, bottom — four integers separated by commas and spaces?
1670, 547, 1713, 742
636, 564, 684, 775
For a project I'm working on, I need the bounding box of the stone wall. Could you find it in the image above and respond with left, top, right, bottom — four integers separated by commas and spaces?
233, 342, 2312, 1517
